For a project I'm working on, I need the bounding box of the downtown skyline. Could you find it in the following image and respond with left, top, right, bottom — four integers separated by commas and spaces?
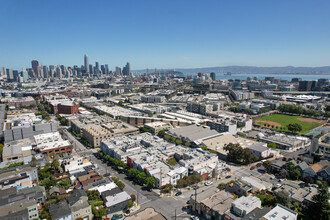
1, 0, 330, 70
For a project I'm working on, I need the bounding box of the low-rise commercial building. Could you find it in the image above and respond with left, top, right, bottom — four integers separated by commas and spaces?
144, 122, 172, 135
34, 132, 73, 156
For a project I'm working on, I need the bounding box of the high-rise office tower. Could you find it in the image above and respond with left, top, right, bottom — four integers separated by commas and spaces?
210, 72, 216, 81
101, 65, 105, 75
116, 67, 122, 76
49, 65, 55, 78
105, 64, 109, 75
56, 66, 62, 78
95, 62, 100, 75
31, 60, 39, 78
123, 62, 131, 76
89, 64, 93, 75
6, 69, 14, 82
22, 67, 29, 82
13, 70, 19, 82
43, 65, 48, 78
84, 54, 89, 73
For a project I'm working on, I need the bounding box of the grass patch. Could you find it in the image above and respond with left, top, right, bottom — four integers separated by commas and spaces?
255, 114, 321, 133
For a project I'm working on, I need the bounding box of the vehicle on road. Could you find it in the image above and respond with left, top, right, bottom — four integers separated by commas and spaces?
226, 175, 231, 179
111, 214, 123, 220
175, 191, 182, 196
186, 200, 190, 204
205, 181, 213, 186
190, 216, 200, 220
250, 166, 255, 170
256, 163, 262, 167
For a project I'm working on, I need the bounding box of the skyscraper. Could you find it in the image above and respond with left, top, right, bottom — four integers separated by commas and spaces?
1, 67, 5, 77
84, 54, 89, 73
31, 60, 39, 78
43, 65, 48, 78
123, 62, 131, 76
210, 72, 216, 81
116, 67, 122, 76
6, 68, 14, 82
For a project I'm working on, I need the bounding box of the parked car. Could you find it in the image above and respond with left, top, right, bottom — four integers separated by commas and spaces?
205, 181, 213, 186
190, 216, 200, 220
250, 166, 255, 170
175, 191, 182, 196
111, 214, 123, 220
226, 175, 231, 179
256, 163, 262, 167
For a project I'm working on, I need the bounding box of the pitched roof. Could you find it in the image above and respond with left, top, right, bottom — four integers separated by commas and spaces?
49, 201, 71, 219
296, 161, 309, 171
68, 189, 87, 206
310, 164, 321, 173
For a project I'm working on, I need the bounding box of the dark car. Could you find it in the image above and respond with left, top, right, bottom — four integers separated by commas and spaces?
175, 191, 182, 196
250, 166, 255, 170
257, 163, 262, 167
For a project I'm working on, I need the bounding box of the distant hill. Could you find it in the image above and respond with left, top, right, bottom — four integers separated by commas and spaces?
133, 66, 330, 75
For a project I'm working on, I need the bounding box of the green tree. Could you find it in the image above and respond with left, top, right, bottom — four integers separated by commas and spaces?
267, 142, 277, 149
276, 190, 290, 207
116, 181, 125, 190
308, 181, 330, 220
58, 178, 71, 189
224, 143, 243, 163
291, 169, 301, 180
60, 118, 66, 125
51, 159, 60, 172
145, 177, 156, 189
128, 168, 140, 178
167, 158, 178, 166
40, 176, 57, 190
126, 200, 134, 209
217, 183, 226, 190
287, 123, 302, 133
148, 112, 153, 117
161, 184, 173, 193
136, 172, 147, 185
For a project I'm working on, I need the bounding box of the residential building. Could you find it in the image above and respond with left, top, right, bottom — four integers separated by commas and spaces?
49, 201, 72, 220
231, 90, 255, 100
261, 204, 297, 220
68, 189, 93, 220
225, 196, 262, 219
0, 165, 38, 189
190, 189, 234, 220
125, 208, 166, 220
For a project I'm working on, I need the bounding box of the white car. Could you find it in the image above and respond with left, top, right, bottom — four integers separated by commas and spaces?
205, 181, 213, 186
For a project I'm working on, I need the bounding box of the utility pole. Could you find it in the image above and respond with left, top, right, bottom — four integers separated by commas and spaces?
194, 186, 198, 213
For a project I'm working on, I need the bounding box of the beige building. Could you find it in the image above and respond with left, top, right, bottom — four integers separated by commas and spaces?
82, 125, 112, 148
144, 122, 173, 134
2, 140, 32, 162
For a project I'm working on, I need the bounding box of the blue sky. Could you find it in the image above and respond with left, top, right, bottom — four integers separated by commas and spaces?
1, 0, 330, 70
